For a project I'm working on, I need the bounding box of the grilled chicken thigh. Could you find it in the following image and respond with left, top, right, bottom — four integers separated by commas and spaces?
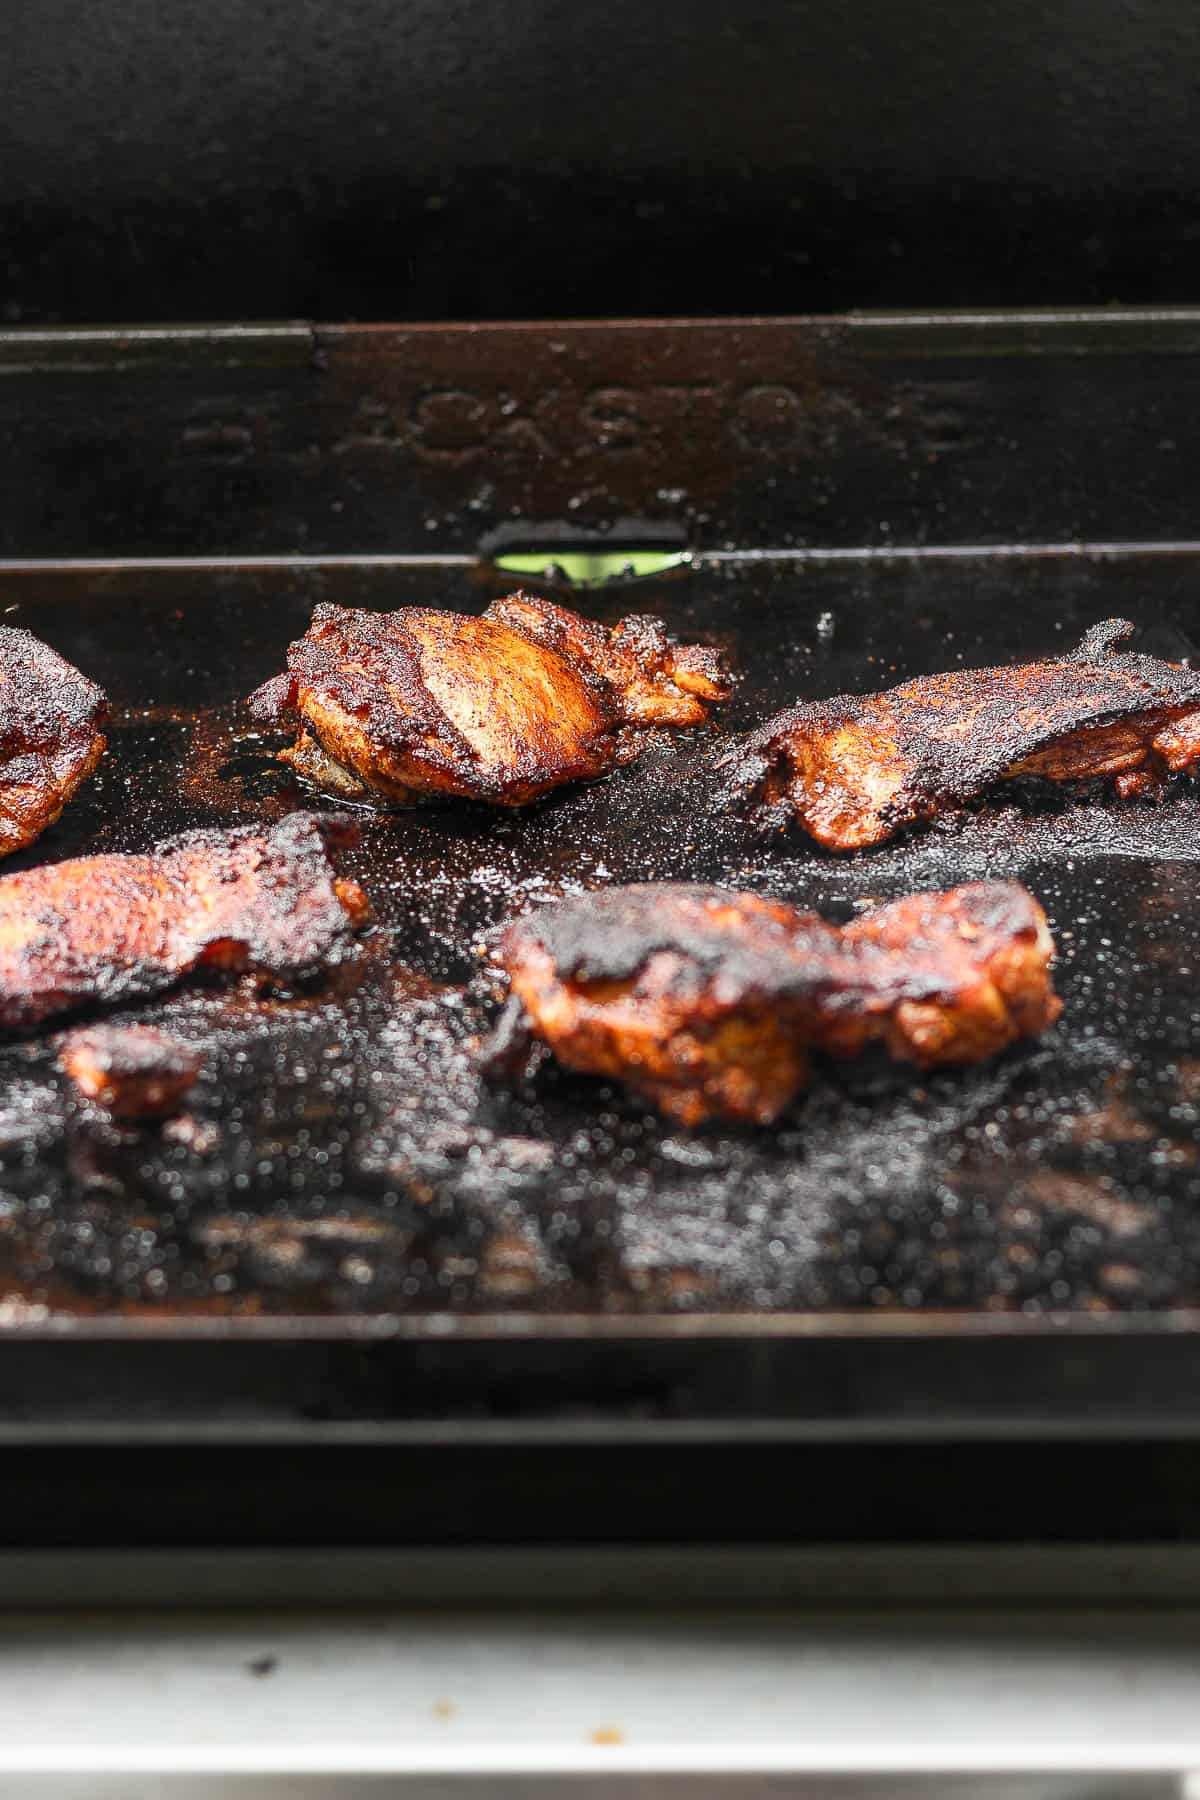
60, 1024, 203, 1119
0, 812, 368, 1030
721, 619, 1200, 849
489, 880, 1059, 1125
249, 593, 731, 808
0, 626, 106, 856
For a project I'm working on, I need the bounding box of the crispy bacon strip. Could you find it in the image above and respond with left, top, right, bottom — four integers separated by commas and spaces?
0, 626, 106, 856
489, 880, 1059, 1126
720, 619, 1200, 849
248, 592, 731, 808
0, 812, 369, 1030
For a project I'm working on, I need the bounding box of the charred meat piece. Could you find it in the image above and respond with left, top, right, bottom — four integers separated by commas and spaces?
60, 1024, 203, 1119
248, 592, 731, 808
490, 880, 1059, 1126
492, 886, 831, 1126
0, 626, 106, 856
828, 881, 1061, 1069
0, 812, 369, 1030
721, 619, 1200, 849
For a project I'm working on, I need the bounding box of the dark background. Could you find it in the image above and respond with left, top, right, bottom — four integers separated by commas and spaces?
3, 0, 1200, 324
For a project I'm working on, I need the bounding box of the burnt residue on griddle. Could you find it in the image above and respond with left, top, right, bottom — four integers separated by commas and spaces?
0, 556, 1198, 1317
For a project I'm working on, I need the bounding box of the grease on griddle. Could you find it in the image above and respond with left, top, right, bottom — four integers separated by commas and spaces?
3, 561, 1200, 1319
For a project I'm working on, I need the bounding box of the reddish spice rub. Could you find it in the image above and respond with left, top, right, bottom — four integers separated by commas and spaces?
489, 880, 1060, 1126
59, 1024, 203, 1119
0, 626, 106, 856
248, 592, 731, 808
721, 619, 1200, 849
0, 812, 369, 1030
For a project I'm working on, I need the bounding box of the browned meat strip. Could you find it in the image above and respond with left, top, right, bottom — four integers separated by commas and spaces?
0, 812, 369, 1030
248, 592, 731, 808
489, 880, 1059, 1125
720, 619, 1200, 849
60, 1024, 203, 1119
0, 626, 106, 856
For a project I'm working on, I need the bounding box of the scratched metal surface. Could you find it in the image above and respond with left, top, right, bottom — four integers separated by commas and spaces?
0, 549, 1198, 1323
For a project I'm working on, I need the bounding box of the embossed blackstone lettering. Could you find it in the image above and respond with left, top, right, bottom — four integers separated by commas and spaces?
579, 384, 727, 456
391, 377, 815, 466
408, 388, 491, 461
492, 390, 560, 459
580, 387, 645, 453
731, 384, 808, 452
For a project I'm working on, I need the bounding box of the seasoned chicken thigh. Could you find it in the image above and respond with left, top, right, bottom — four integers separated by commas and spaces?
721, 620, 1200, 849
249, 593, 731, 808
0, 626, 106, 856
0, 812, 368, 1030
489, 880, 1059, 1126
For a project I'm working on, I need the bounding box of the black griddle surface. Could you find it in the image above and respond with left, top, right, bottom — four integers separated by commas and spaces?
1, 550, 1199, 1325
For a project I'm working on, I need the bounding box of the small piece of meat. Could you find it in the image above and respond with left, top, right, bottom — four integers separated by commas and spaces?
0, 811, 369, 1030
489, 880, 1059, 1126
828, 881, 1061, 1069
720, 619, 1200, 849
0, 627, 106, 856
60, 1024, 203, 1119
248, 592, 732, 808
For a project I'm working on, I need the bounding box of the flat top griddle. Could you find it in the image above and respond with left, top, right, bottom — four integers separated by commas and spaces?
4, 315, 1200, 1481
1, 549, 1198, 1332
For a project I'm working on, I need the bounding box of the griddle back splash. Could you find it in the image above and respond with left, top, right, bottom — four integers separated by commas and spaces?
1, 549, 1198, 1322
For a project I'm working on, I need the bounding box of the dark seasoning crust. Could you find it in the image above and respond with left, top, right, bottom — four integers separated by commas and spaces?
721, 618, 1200, 849
0, 812, 369, 1029
508, 882, 833, 991
0, 625, 107, 855
494, 880, 1060, 1125
504, 879, 1050, 1009
248, 592, 732, 808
